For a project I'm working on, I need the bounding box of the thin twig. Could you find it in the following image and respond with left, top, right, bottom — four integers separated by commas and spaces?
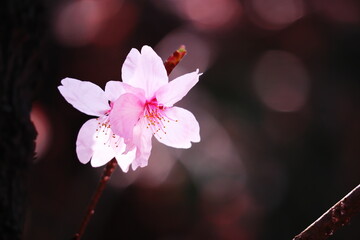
73, 159, 118, 240
293, 184, 360, 240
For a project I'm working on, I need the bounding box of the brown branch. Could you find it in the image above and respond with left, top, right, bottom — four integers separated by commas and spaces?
73, 159, 118, 240
293, 184, 360, 240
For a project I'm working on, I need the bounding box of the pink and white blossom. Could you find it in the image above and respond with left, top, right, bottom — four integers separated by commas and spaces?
58, 45, 201, 172
58, 78, 136, 172
109, 45, 201, 170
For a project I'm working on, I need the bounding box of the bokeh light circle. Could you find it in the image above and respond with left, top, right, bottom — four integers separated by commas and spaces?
253, 50, 310, 112
246, 0, 305, 30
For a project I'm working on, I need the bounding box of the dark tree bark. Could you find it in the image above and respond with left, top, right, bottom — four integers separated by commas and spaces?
0, 0, 44, 238
293, 184, 360, 240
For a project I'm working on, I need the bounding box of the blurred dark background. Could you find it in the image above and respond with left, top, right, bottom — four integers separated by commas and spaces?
3, 0, 360, 239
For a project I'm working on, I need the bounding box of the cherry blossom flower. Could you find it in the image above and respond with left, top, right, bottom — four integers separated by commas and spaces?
108, 45, 201, 170
58, 78, 136, 172
58, 46, 201, 172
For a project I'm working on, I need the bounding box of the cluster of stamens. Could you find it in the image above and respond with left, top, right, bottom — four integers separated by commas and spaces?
144, 100, 178, 139
95, 117, 121, 148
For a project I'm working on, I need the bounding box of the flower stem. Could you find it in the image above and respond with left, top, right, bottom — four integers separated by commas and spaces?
293, 184, 360, 240
73, 159, 118, 240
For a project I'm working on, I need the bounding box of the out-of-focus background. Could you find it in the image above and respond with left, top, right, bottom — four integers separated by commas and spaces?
26, 0, 360, 239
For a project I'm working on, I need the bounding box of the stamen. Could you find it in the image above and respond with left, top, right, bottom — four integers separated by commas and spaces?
95, 117, 120, 148
143, 99, 178, 138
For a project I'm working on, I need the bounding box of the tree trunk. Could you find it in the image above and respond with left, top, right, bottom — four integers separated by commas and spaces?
0, 0, 44, 238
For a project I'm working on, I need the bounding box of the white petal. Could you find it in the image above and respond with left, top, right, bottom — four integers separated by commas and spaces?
131, 118, 153, 170
91, 149, 115, 167
90, 133, 120, 167
115, 147, 136, 172
90, 119, 116, 167
156, 70, 201, 106
76, 118, 115, 167
121, 46, 168, 99
91, 117, 132, 167
104, 81, 126, 102
76, 119, 98, 164
58, 78, 109, 116
76, 118, 133, 168
121, 48, 141, 84
154, 107, 200, 148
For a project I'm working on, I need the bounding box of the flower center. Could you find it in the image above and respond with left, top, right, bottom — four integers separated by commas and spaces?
144, 98, 177, 139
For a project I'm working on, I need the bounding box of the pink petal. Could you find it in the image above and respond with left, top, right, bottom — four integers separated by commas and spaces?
58, 78, 109, 116
156, 69, 201, 106
121, 82, 146, 100
104, 81, 126, 102
105, 81, 146, 102
109, 93, 145, 143
154, 107, 200, 148
131, 118, 153, 170
121, 45, 168, 99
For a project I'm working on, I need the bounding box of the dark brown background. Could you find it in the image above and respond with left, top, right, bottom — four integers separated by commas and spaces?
1, 0, 360, 239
